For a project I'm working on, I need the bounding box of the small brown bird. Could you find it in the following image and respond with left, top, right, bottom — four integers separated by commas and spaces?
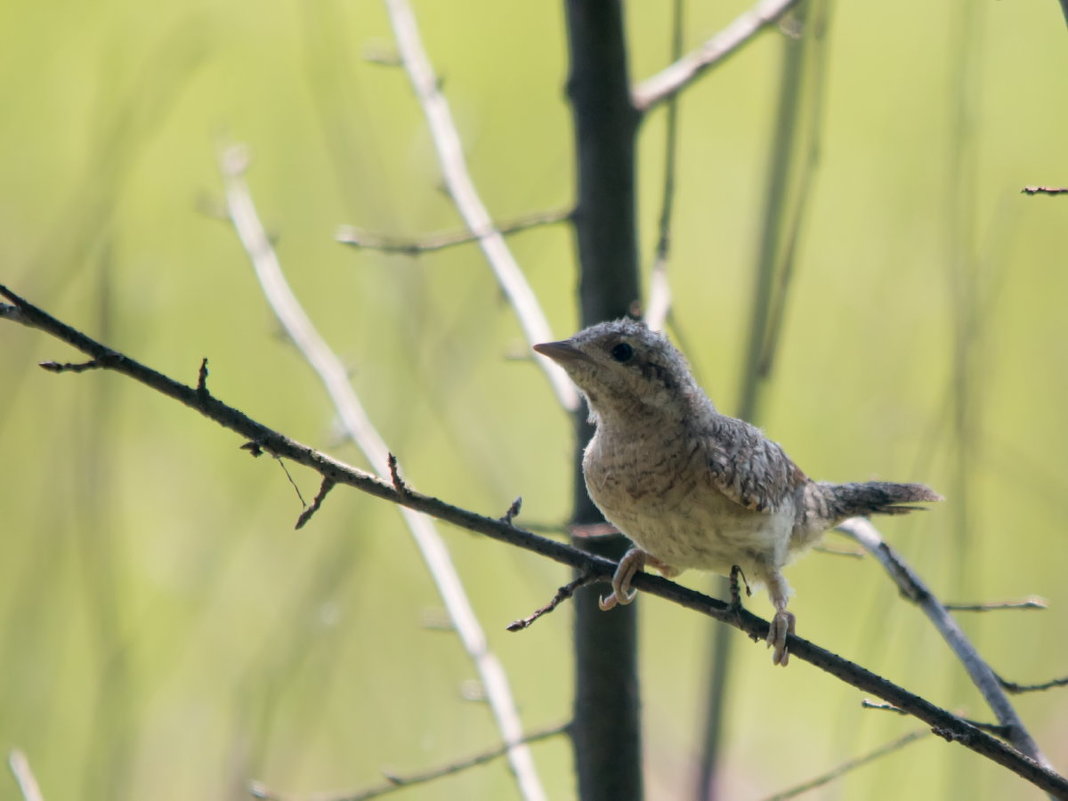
534, 319, 941, 665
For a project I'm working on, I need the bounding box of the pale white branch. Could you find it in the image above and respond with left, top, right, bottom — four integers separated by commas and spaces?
382, 0, 579, 412
218, 146, 548, 801
7, 751, 44, 801
633, 0, 803, 113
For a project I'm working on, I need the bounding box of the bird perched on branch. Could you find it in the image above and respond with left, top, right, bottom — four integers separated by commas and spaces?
534, 319, 941, 665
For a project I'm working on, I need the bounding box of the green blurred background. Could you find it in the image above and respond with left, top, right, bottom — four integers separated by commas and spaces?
2, 0, 1067, 799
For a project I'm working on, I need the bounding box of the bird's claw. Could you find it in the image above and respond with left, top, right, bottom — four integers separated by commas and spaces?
766, 609, 796, 666
599, 548, 647, 611
598, 587, 636, 611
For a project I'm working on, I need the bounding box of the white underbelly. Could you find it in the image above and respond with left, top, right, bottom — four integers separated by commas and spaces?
592, 484, 795, 578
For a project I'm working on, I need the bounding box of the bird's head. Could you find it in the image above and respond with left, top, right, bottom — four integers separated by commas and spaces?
534, 319, 706, 426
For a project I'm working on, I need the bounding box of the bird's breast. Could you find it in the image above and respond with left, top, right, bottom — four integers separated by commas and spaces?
582, 425, 793, 575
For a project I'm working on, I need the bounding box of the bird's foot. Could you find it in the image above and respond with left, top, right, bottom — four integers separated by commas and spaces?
599, 548, 647, 611
766, 609, 796, 667
728, 565, 752, 610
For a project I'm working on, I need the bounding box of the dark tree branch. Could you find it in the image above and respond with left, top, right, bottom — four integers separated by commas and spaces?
507, 573, 597, 632
3, 285, 1068, 798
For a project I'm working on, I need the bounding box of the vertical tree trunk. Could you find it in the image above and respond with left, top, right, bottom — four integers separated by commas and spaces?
563, 2, 643, 799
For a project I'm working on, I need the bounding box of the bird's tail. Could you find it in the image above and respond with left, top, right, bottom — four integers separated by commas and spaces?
819, 481, 943, 520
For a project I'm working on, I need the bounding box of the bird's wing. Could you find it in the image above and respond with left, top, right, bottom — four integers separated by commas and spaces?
701, 416, 806, 513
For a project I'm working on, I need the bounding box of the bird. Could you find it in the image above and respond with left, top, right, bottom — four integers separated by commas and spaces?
533, 318, 942, 666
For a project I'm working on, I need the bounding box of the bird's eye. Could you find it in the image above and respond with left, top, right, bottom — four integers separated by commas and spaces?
609, 342, 634, 363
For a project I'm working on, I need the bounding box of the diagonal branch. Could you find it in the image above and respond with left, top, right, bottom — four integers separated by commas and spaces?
3, 285, 1068, 798
836, 517, 1053, 771
7, 750, 44, 801
381, 0, 579, 412
217, 147, 548, 801
632, 0, 804, 113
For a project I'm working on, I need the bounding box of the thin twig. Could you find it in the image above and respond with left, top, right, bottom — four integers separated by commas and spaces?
998, 674, 1068, 694
382, 0, 578, 412
633, 0, 803, 113
196, 357, 210, 400
249, 722, 570, 801
944, 597, 1048, 612
39, 358, 109, 373
7, 751, 44, 801
507, 573, 596, 631
1020, 186, 1068, 195
642, 0, 684, 333
500, 497, 523, 526
862, 701, 1010, 738
861, 699, 906, 715
217, 151, 548, 801
837, 517, 1053, 770
295, 477, 336, 529
4, 285, 1068, 799
336, 208, 571, 255
759, 729, 931, 801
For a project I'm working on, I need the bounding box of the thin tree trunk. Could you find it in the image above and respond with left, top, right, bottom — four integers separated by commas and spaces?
563, 1, 643, 799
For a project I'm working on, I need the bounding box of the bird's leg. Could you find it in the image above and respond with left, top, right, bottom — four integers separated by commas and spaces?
599, 548, 648, 611
728, 565, 752, 610
764, 570, 795, 667
645, 554, 681, 579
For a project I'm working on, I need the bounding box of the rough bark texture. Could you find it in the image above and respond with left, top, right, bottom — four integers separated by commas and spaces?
563, 1, 643, 799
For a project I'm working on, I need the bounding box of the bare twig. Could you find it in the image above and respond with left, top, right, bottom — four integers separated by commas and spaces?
336, 208, 571, 255
4, 285, 1068, 798
633, 0, 803, 113
39, 358, 109, 373
998, 675, 1068, 694
642, 0, 684, 334
500, 497, 523, 526
295, 477, 336, 529
759, 729, 931, 801
217, 151, 548, 801
507, 574, 597, 632
249, 722, 570, 801
381, 0, 578, 412
275, 454, 308, 507
7, 751, 44, 801
944, 597, 1048, 612
196, 357, 210, 399
1021, 186, 1068, 195
861, 699, 906, 715
861, 701, 1011, 738
836, 517, 1053, 770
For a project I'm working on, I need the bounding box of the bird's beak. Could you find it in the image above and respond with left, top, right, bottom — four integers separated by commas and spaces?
533, 340, 587, 364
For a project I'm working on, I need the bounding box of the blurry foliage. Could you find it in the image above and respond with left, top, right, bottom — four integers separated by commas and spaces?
1, 0, 1067, 799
